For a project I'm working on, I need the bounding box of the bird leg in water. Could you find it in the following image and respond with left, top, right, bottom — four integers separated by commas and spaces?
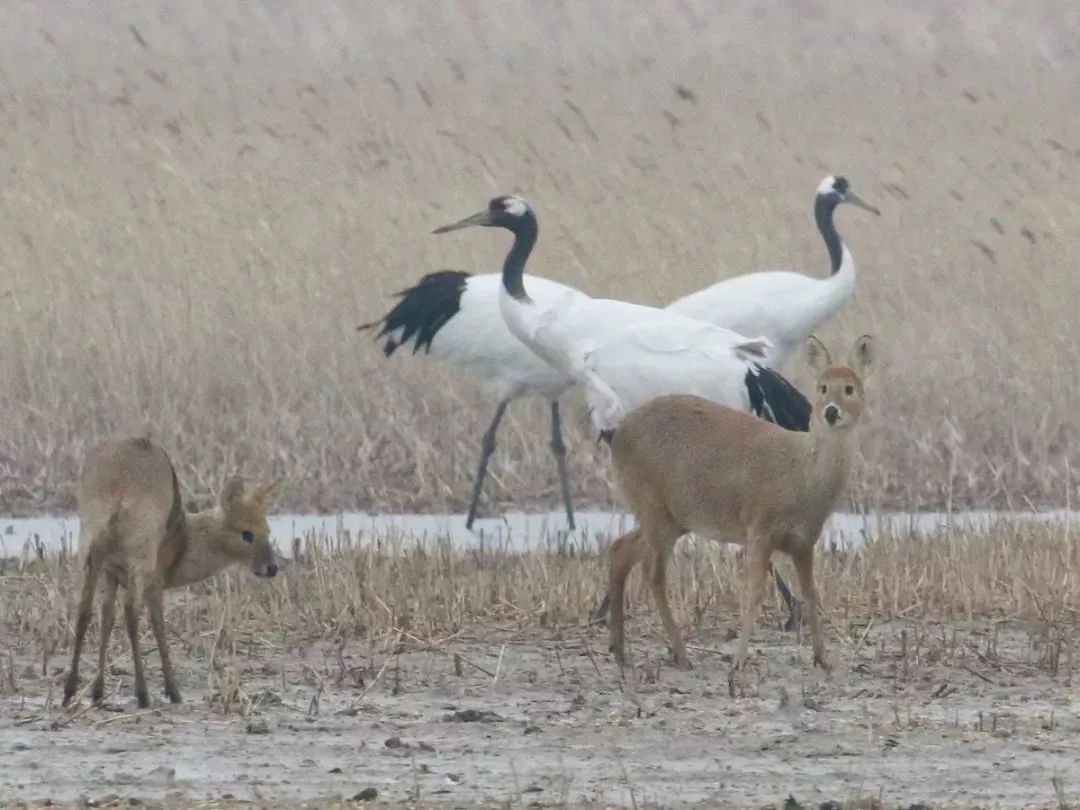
549, 401, 576, 531
465, 399, 510, 530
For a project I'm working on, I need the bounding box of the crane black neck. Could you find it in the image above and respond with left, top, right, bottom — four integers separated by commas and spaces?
500, 215, 538, 302
814, 195, 844, 275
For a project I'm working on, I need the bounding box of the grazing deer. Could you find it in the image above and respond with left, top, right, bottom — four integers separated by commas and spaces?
605, 335, 874, 673
63, 437, 281, 708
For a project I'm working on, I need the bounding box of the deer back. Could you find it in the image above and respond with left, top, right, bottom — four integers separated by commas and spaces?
78, 437, 187, 573
611, 395, 812, 537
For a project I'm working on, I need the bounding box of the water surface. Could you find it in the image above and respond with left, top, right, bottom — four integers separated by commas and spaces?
2, 509, 1076, 557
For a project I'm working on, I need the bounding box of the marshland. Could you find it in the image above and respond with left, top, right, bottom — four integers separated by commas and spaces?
2, 1, 1080, 808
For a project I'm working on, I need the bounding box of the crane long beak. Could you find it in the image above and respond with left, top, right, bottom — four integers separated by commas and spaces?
432, 210, 493, 234
845, 192, 881, 216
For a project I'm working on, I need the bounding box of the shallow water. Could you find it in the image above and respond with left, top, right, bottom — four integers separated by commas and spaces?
1, 508, 1077, 557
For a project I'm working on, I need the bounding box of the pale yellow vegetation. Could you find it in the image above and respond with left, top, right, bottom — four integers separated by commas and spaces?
0, 1, 1077, 515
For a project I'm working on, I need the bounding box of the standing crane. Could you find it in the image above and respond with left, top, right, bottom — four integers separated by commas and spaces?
361, 178, 876, 628
361, 175, 875, 529
669, 175, 880, 370
430, 195, 811, 441
431, 194, 814, 629
361, 270, 584, 530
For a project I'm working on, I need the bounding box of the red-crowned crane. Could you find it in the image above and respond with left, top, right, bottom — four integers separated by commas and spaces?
669, 176, 880, 370
360, 271, 585, 530
430, 195, 811, 448
429, 194, 815, 630
361, 177, 875, 531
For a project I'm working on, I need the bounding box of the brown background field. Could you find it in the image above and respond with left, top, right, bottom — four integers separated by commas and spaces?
1, 0, 1079, 515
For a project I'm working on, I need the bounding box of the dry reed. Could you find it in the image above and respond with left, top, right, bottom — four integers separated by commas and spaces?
1, 1, 1078, 516
3, 520, 1077, 809
3, 521, 1078, 686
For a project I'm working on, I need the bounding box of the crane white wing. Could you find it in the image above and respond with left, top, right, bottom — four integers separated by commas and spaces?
528, 299, 772, 433
420, 273, 585, 399
667, 247, 855, 369
578, 334, 758, 432
670, 272, 820, 343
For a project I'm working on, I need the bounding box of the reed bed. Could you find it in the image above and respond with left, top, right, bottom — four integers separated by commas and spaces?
0, 1, 1079, 516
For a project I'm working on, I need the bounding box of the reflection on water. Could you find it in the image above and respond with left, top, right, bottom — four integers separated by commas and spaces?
1, 509, 1077, 557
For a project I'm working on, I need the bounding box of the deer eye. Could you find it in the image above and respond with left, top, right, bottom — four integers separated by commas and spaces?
242, 530, 254, 543
818, 384, 828, 394
844, 385, 855, 396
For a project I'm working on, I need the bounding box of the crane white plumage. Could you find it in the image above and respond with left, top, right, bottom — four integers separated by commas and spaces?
359, 270, 586, 530
363, 271, 581, 402
431, 195, 809, 440
360, 186, 829, 529
531, 297, 775, 435
669, 175, 880, 370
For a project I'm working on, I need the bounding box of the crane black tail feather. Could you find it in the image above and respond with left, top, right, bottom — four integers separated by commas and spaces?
745, 365, 812, 432
358, 270, 472, 356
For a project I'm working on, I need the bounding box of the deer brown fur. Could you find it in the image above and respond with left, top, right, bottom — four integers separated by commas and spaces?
606, 335, 874, 673
63, 437, 281, 708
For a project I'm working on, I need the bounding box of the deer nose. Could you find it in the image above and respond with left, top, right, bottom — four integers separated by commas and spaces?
823, 404, 840, 425
265, 563, 279, 578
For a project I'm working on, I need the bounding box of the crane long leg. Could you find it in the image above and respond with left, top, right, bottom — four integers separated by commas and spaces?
549, 401, 576, 530
772, 564, 802, 632
465, 399, 510, 530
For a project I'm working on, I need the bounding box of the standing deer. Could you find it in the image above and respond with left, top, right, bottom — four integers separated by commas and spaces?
605, 335, 874, 674
63, 437, 281, 708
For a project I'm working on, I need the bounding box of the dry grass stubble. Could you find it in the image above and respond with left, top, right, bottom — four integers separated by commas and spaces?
2, 521, 1079, 807
2, 520, 1078, 697
1, 1, 1079, 515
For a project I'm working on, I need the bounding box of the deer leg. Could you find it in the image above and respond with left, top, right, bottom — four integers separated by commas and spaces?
649, 544, 690, 669
591, 528, 648, 625
145, 579, 181, 703
124, 576, 150, 708
465, 399, 510, 530
598, 537, 800, 635
791, 544, 829, 670
733, 534, 772, 671
605, 529, 641, 666
63, 553, 102, 706
91, 574, 119, 704
549, 401, 576, 530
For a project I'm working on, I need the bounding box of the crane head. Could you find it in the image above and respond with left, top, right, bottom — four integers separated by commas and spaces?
817, 176, 880, 216
433, 195, 534, 234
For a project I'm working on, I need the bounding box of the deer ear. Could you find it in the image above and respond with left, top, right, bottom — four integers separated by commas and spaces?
849, 334, 875, 378
256, 478, 284, 505
805, 335, 832, 375
219, 476, 246, 510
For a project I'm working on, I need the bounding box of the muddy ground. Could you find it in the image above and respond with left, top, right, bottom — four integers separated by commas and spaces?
2, 619, 1078, 809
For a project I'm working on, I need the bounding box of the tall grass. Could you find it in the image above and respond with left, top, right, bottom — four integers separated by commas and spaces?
0, 1, 1078, 514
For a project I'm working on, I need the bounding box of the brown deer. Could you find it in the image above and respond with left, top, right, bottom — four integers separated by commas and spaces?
605, 335, 874, 674
63, 437, 281, 708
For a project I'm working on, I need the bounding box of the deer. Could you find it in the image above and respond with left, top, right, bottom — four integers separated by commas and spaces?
63, 437, 282, 709
604, 335, 874, 676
